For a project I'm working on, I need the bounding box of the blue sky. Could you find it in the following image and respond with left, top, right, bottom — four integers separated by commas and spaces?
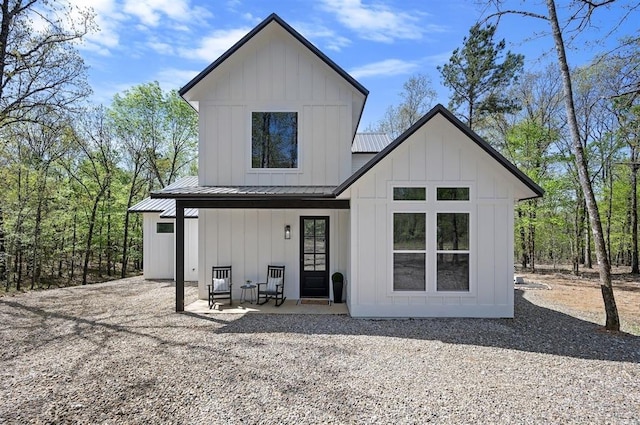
67, 0, 637, 129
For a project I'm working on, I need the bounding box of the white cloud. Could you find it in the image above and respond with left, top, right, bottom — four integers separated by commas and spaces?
319, 0, 444, 43
155, 68, 202, 90
294, 21, 351, 52
349, 59, 420, 79
181, 27, 251, 62
123, 0, 185, 26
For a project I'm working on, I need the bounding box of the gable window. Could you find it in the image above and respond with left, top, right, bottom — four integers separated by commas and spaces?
437, 187, 469, 201
251, 112, 298, 168
436, 213, 469, 291
157, 223, 174, 234
393, 187, 426, 201
393, 213, 426, 291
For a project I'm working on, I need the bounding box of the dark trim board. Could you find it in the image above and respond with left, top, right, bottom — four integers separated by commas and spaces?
174, 199, 350, 210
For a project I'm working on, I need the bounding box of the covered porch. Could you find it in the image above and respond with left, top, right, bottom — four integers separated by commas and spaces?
151, 185, 351, 312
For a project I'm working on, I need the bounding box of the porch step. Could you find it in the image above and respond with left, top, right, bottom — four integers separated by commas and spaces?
298, 298, 331, 305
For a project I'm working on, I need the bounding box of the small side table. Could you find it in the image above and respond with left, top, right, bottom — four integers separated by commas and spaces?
240, 283, 257, 304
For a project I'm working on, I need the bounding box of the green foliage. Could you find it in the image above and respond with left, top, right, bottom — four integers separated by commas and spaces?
438, 23, 524, 130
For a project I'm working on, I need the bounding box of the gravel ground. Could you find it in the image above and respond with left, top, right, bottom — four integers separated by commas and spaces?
1, 277, 639, 424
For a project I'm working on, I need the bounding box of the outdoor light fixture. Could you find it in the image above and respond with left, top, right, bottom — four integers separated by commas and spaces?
284, 225, 291, 239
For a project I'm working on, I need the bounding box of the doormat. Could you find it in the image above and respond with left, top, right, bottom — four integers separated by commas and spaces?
299, 299, 330, 305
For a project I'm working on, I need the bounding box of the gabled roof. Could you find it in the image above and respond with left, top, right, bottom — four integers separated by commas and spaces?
335, 104, 545, 200
179, 13, 369, 99
352, 133, 393, 153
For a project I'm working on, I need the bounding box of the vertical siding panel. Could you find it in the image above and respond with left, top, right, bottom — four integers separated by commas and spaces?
256, 45, 270, 101
257, 210, 271, 271
409, 136, 427, 181
312, 66, 325, 101
217, 106, 232, 184
231, 106, 245, 184
326, 106, 339, 183
493, 204, 509, 305
477, 204, 495, 305
217, 211, 232, 265
376, 160, 392, 199
311, 106, 326, 185
244, 210, 258, 281
231, 211, 246, 282
443, 145, 461, 181
299, 52, 313, 99
272, 40, 286, 99
426, 134, 443, 180
285, 45, 298, 101
375, 203, 387, 304
357, 204, 376, 304
392, 145, 410, 181
244, 50, 257, 100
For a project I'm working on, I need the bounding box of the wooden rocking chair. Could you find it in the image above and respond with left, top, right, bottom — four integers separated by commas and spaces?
208, 266, 232, 309
257, 265, 286, 306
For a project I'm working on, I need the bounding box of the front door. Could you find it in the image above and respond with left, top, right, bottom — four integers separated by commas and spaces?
300, 216, 329, 298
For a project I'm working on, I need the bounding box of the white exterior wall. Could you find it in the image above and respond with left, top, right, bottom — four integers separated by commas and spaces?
197, 209, 349, 302
347, 114, 518, 318
191, 24, 356, 187
352, 153, 375, 173
142, 213, 198, 281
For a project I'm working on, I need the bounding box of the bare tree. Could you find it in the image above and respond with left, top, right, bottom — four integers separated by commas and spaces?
369, 74, 437, 138
484, 0, 633, 331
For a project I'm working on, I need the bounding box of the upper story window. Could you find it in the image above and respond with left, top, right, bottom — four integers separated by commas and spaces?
251, 112, 298, 168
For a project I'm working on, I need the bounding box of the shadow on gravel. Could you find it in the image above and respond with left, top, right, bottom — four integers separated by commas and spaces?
211, 290, 640, 363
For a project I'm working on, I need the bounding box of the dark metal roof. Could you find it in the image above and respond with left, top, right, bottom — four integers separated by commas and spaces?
179, 13, 368, 98
352, 133, 393, 153
335, 104, 545, 199
159, 206, 199, 219
129, 177, 199, 218
128, 197, 198, 218
152, 185, 338, 200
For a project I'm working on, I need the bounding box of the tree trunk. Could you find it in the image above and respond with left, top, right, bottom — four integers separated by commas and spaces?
82, 196, 102, 285
631, 162, 639, 274
518, 207, 528, 268
0, 206, 5, 288
546, 0, 619, 331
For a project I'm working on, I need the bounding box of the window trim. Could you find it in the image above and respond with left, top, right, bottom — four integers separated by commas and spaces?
386, 183, 476, 296
435, 211, 471, 293
156, 222, 174, 234
248, 109, 301, 172
391, 211, 427, 292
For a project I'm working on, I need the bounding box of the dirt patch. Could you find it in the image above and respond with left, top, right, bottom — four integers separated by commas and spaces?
515, 264, 640, 334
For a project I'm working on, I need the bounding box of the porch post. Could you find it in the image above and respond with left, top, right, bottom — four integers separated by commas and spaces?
176, 201, 185, 312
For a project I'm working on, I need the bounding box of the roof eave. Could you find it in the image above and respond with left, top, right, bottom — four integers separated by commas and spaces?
179, 13, 368, 101
335, 104, 545, 199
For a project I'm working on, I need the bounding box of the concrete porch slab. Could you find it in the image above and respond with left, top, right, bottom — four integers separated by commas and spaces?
184, 299, 349, 315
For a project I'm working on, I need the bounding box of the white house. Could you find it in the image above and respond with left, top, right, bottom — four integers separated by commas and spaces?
150, 13, 543, 317
129, 177, 199, 282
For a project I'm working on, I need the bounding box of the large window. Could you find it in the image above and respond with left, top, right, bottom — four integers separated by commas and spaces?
393, 213, 426, 291
251, 112, 298, 168
436, 213, 469, 291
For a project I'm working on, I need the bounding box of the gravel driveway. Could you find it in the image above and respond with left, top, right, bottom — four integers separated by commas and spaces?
1, 277, 638, 424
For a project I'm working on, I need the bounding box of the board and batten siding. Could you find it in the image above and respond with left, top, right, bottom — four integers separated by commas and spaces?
193, 23, 357, 187
347, 114, 517, 318
197, 209, 349, 301
143, 213, 198, 281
